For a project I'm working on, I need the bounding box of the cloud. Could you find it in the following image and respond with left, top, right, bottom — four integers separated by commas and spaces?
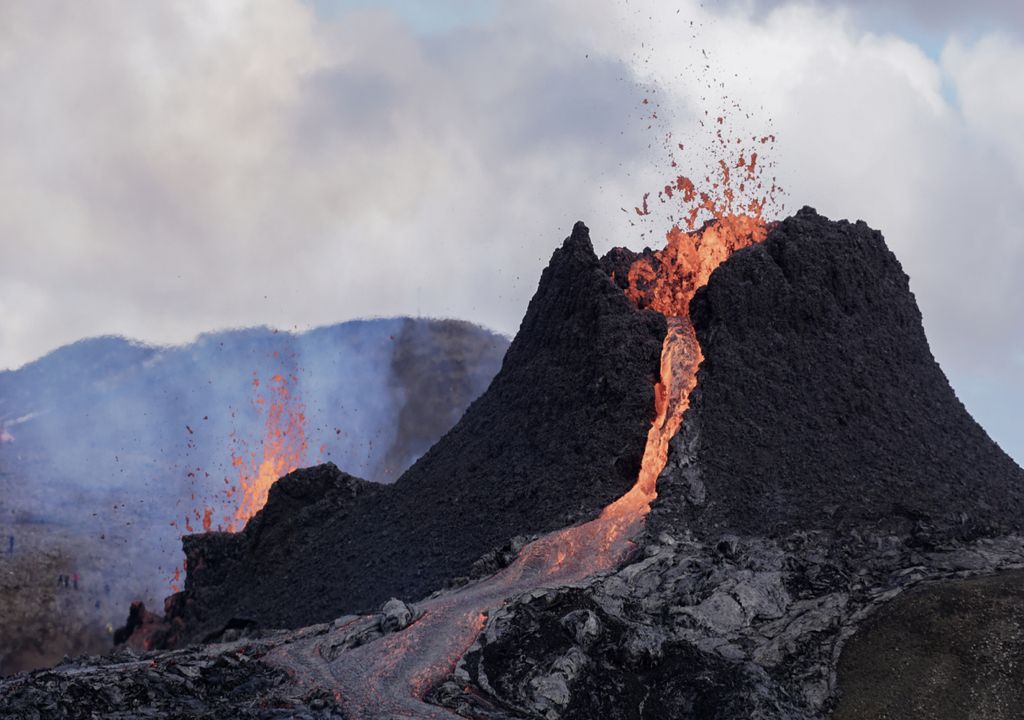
746, 0, 1024, 37
0, 0, 648, 371
306, 0, 499, 34
0, 0, 1020, 463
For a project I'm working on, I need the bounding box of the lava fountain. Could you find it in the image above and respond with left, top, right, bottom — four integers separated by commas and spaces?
227, 372, 309, 531
176, 372, 309, 535
171, 371, 310, 591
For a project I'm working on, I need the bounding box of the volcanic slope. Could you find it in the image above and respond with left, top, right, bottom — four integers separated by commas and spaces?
650, 206, 1024, 540
169, 222, 666, 644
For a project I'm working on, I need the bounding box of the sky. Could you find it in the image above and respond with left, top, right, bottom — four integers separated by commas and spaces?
0, 0, 1021, 462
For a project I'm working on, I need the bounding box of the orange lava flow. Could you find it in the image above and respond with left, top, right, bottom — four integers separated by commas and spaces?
626, 215, 766, 315
228, 373, 308, 531
538, 213, 766, 576
574, 124, 775, 560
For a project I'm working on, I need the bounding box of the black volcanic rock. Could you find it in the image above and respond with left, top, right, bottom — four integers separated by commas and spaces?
168, 221, 667, 643
834, 570, 1024, 720
651, 206, 1024, 541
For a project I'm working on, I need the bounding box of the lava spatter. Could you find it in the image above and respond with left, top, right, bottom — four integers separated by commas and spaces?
226, 372, 309, 531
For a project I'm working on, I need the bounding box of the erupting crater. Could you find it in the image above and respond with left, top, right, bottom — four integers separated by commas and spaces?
228, 372, 310, 531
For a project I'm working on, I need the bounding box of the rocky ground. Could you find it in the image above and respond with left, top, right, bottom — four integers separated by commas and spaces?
441, 525, 1024, 719
0, 630, 332, 719
4, 528, 1022, 719
833, 569, 1024, 720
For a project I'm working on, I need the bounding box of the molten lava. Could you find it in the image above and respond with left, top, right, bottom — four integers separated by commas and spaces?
584, 128, 774, 554
227, 372, 309, 531
626, 215, 766, 315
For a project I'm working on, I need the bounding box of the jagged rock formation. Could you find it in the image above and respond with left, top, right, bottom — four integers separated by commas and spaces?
164, 222, 666, 644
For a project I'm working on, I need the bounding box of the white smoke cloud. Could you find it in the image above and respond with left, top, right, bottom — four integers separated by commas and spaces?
0, 0, 649, 368
0, 0, 1020, 461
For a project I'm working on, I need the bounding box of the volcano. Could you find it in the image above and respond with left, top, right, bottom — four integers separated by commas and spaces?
2, 209, 1022, 719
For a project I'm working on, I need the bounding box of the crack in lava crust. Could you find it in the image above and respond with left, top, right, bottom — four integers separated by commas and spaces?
263, 221, 761, 718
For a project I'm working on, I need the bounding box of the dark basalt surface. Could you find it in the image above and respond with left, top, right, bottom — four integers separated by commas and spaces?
164, 221, 666, 644
650, 206, 1024, 541
833, 570, 1024, 720
0, 646, 309, 720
